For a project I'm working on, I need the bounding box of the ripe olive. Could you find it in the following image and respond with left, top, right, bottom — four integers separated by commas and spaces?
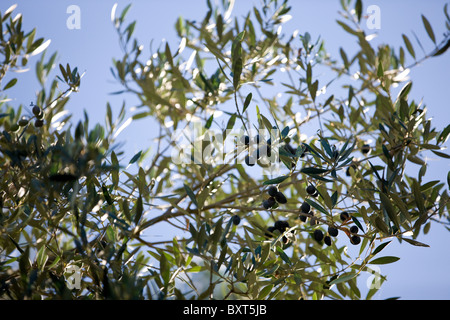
328, 226, 339, 237
264, 144, 272, 158
361, 144, 371, 155
32, 105, 41, 117
274, 191, 287, 204
274, 220, 290, 233
262, 197, 275, 209
299, 214, 307, 222
18, 118, 29, 126
245, 154, 255, 166
265, 226, 276, 238
300, 202, 311, 214
350, 225, 359, 234
313, 229, 324, 242
34, 119, 44, 127
267, 186, 278, 197
306, 185, 316, 195
241, 135, 250, 146
324, 235, 332, 246
232, 215, 241, 225
340, 211, 350, 222
350, 235, 361, 245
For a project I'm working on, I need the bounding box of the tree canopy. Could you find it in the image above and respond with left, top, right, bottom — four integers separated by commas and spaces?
0, 0, 449, 300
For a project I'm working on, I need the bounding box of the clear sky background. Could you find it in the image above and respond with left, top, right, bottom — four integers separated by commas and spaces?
2, 0, 449, 299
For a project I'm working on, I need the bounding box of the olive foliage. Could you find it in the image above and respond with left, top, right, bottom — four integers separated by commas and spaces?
0, 0, 449, 300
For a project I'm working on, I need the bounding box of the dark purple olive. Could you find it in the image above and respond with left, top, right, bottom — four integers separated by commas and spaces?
313, 229, 324, 242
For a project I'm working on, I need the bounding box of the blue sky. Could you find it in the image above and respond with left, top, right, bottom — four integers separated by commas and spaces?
2, 0, 449, 299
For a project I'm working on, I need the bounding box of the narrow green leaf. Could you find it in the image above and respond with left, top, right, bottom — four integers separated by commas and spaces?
331, 190, 338, 208
281, 126, 290, 139
59, 63, 68, 81
232, 31, 245, 89
102, 184, 114, 205
3, 78, 17, 90
36, 245, 48, 270
106, 225, 115, 242
351, 216, 365, 233
398, 81, 412, 101
412, 179, 425, 216
309, 80, 318, 102
233, 56, 243, 89
402, 34, 415, 59
336, 20, 359, 36
308, 246, 333, 265
263, 175, 289, 185
377, 62, 384, 78
329, 272, 356, 286
355, 0, 362, 22
205, 114, 214, 129
306, 63, 312, 84
448, 171, 450, 190
372, 241, 391, 256
421, 15, 436, 44
9, 235, 24, 254
370, 256, 400, 265
260, 114, 273, 132
258, 284, 273, 300
305, 198, 329, 216
323, 94, 334, 108
431, 150, 450, 159
402, 238, 430, 247
129, 150, 142, 164
433, 38, 450, 57
243, 92, 252, 113
437, 124, 450, 144
320, 138, 333, 158
226, 113, 237, 130
159, 251, 170, 284
223, 113, 236, 141
380, 193, 400, 228
276, 246, 291, 264
340, 48, 349, 69
134, 195, 143, 225
368, 161, 382, 182
184, 183, 198, 207
374, 216, 390, 235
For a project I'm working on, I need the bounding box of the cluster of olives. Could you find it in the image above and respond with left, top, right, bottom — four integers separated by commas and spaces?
242, 134, 272, 167
265, 220, 293, 244
10, 104, 44, 132
311, 211, 361, 246
263, 183, 363, 247
304, 183, 364, 246
340, 211, 361, 245
262, 186, 287, 209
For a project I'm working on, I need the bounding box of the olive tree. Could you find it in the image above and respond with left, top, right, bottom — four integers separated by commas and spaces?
1, 0, 449, 300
